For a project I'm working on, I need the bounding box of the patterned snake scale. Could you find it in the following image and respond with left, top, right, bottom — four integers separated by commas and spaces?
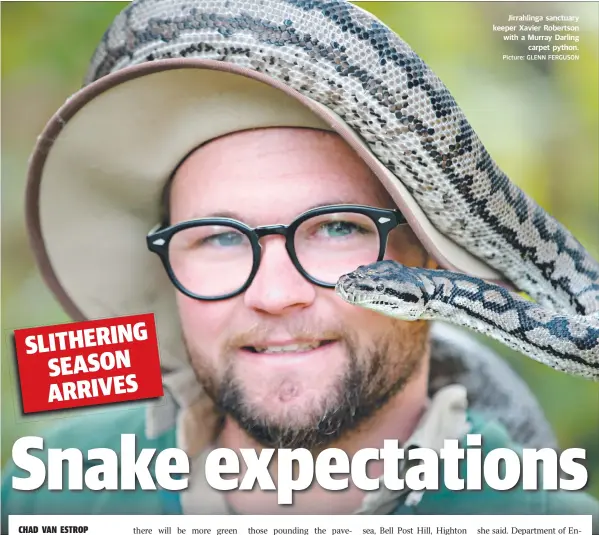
85, 0, 599, 380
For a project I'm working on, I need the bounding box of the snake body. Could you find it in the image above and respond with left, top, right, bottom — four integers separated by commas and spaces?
86, 0, 599, 380
337, 261, 599, 380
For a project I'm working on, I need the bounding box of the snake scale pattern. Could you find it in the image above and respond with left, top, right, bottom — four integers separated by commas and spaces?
85, 0, 599, 380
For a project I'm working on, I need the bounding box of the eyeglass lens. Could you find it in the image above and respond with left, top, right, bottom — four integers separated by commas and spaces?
168, 212, 382, 298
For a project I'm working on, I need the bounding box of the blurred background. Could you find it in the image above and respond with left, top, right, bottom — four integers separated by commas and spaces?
2, 1, 598, 500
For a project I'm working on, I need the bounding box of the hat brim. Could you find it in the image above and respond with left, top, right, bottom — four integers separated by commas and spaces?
26, 58, 511, 372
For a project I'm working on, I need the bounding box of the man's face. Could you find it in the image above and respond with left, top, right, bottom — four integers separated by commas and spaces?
169, 128, 431, 449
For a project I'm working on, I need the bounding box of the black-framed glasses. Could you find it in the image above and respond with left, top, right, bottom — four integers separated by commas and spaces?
146, 204, 407, 301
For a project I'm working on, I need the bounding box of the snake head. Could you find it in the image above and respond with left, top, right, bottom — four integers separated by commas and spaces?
335, 260, 429, 320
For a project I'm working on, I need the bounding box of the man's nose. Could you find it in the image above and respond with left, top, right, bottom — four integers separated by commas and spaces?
243, 236, 316, 314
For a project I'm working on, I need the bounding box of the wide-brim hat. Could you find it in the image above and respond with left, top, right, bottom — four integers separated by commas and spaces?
26, 0, 565, 452
28, 56, 509, 355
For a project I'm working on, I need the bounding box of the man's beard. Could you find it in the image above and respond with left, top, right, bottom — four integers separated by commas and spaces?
187, 324, 426, 451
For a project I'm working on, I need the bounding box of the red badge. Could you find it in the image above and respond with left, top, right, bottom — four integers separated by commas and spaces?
13, 313, 164, 413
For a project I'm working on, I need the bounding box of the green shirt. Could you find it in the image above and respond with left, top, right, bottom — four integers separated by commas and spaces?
2, 406, 598, 533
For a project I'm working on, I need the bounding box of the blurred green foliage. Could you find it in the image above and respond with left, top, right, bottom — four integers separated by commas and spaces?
2, 1, 598, 501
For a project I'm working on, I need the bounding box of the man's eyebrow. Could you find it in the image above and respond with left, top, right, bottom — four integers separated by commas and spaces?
190, 200, 360, 224
186, 210, 257, 226
200, 210, 243, 220
308, 200, 353, 209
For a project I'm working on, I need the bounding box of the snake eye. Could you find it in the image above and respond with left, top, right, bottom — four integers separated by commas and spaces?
376, 283, 385, 292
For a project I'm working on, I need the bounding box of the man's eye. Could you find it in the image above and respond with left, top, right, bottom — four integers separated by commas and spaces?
319, 221, 365, 237
203, 232, 244, 246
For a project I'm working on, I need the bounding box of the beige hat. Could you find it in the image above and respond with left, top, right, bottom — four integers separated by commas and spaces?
26, 0, 532, 451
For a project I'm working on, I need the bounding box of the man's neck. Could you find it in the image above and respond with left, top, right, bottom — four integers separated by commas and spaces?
216, 363, 430, 514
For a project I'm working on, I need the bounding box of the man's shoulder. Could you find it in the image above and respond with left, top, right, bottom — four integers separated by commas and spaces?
1, 404, 175, 532
396, 411, 599, 529
3, 403, 175, 470
38, 404, 166, 449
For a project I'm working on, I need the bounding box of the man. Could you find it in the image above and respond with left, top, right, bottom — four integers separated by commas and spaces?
2, 0, 598, 528
161, 126, 439, 515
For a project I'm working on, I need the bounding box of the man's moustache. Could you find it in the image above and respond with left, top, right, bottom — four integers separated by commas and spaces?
225, 321, 349, 350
